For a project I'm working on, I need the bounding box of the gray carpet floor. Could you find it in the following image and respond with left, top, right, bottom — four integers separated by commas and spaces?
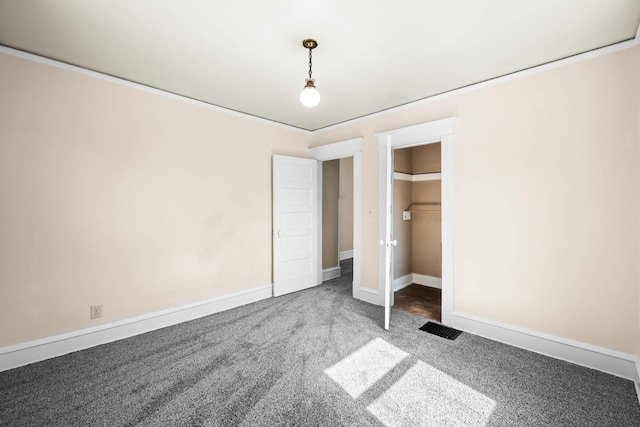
1, 259, 639, 426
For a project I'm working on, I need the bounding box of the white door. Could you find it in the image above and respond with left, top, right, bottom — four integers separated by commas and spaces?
382, 139, 396, 330
273, 155, 318, 297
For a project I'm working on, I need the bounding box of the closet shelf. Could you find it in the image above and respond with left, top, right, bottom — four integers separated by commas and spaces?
393, 172, 441, 182
406, 203, 441, 213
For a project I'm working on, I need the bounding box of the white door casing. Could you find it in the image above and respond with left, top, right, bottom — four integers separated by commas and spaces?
273, 155, 318, 297
376, 117, 455, 328
309, 138, 362, 299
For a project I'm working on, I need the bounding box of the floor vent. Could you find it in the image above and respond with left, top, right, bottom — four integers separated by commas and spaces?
419, 322, 462, 340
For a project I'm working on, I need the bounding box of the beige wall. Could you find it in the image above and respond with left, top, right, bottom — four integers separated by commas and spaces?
412, 143, 441, 174
322, 160, 340, 269
0, 53, 310, 347
312, 46, 640, 354
394, 147, 412, 174
393, 180, 413, 279
339, 157, 354, 254
393, 149, 413, 279
412, 180, 442, 278
411, 144, 442, 278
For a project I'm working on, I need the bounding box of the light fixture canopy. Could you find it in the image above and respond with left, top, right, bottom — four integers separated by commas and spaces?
300, 38, 320, 108
302, 38, 318, 50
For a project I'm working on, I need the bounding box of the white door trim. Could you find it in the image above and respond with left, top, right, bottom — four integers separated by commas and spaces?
382, 137, 394, 330
310, 138, 362, 298
376, 117, 455, 325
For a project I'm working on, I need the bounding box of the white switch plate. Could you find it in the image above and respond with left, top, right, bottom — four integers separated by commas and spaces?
403, 211, 411, 220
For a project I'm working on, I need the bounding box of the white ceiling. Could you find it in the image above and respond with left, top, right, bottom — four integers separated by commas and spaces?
0, 1, 639, 131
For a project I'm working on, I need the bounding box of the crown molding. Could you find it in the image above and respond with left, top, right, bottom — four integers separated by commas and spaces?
2, 20, 639, 136
0, 45, 311, 135
314, 22, 640, 134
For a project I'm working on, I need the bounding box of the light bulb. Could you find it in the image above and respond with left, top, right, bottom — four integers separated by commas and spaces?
300, 78, 320, 108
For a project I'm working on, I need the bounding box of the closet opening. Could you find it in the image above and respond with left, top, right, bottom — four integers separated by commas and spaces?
392, 143, 442, 321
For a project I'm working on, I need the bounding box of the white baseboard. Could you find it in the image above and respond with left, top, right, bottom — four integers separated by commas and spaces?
339, 250, 354, 261
0, 284, 273, 373
353, 280, 639, 383
323, 266, 341, 281
449, 311, 639, 381
393, 273, 441, 291
359, 287, 380, 306
412, 274, 442, 289
393, 274, 413, 292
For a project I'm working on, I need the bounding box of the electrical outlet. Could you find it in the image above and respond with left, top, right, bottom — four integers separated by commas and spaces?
90, 304, 102, 319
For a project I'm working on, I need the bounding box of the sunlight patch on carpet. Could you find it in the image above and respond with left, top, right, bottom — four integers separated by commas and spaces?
367, 360, 496, 427
324, 338, 408, 398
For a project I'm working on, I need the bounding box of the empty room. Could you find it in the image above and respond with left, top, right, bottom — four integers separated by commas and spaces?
1, 1, 640, 425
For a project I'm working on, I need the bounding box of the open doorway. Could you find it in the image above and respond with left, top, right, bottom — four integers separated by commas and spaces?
309, 137, 362, 300
392, 144, 442, 321
321, 158, 354, 282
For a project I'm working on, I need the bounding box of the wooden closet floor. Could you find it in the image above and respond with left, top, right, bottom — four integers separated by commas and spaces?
393, 284, 441, 322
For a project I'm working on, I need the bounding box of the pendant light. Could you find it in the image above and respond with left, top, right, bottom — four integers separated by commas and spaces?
299, 39, 320, 108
